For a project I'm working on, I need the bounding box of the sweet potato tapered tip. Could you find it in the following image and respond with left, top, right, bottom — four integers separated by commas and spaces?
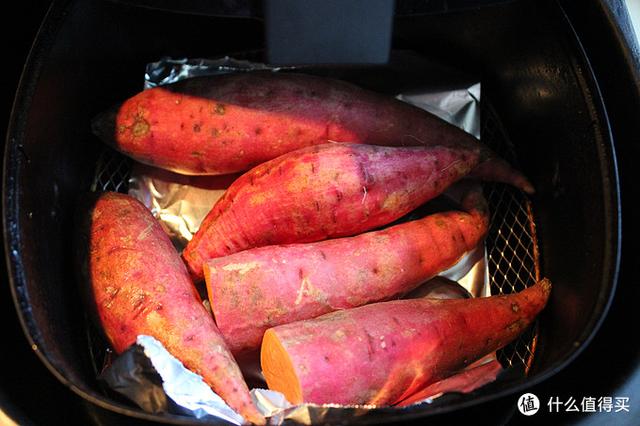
91, 104, 119, 146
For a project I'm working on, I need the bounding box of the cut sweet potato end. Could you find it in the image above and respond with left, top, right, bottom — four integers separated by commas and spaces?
261, 328, 303, 404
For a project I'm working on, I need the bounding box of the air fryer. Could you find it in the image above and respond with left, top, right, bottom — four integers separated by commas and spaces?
3, 0, 624, 424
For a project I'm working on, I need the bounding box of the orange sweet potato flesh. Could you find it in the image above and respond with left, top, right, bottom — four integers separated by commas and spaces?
92, 72, 532, 193
205, 185, 489, 355
261, 278, 551, 406
183, 143, 480, 281
78, 192, 264, 425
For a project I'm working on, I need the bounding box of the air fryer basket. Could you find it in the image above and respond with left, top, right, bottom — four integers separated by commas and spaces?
4, 0, 619, 424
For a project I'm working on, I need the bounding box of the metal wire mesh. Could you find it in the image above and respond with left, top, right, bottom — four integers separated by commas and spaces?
90, 100, 540, 374
91, 149, 132, 193
481, 101, 540, 372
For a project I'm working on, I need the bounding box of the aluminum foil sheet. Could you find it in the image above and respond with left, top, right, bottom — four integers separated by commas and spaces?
119, 56, 495, 424
144, 56, 295, 90
396, 82, 481, 139
102, 335, 245, 424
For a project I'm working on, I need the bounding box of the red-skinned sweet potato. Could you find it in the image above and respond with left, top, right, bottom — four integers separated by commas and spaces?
92, 72, 532, 193
260, 278, 551, 406
204, 185, 489, 355
396, 356, 503, 407
77, 192, 264, 424
183, 143, 480, 281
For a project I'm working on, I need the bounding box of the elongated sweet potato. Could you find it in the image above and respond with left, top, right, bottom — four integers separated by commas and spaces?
205, 185, 489, 354
92, 72, 532, 192
183, 143, 480, 281
77, 192, 264, 425
261, 278, 551, 406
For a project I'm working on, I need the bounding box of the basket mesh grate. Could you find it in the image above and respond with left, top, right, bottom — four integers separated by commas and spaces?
481, 101, 540, 371
91, 150, 132, 193
90, 99, 540, 374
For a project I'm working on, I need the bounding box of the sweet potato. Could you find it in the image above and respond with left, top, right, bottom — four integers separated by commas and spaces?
183, 143, 480, 281
204, 185, 489, 355
396, 356, 503, 407
260, 278, 551, 406
77, 192, 264, 425
92, 72, 532, 192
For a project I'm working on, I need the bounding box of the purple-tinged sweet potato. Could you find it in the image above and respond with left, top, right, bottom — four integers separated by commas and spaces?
183, 142, 480, 281
92, 72, 532, 192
